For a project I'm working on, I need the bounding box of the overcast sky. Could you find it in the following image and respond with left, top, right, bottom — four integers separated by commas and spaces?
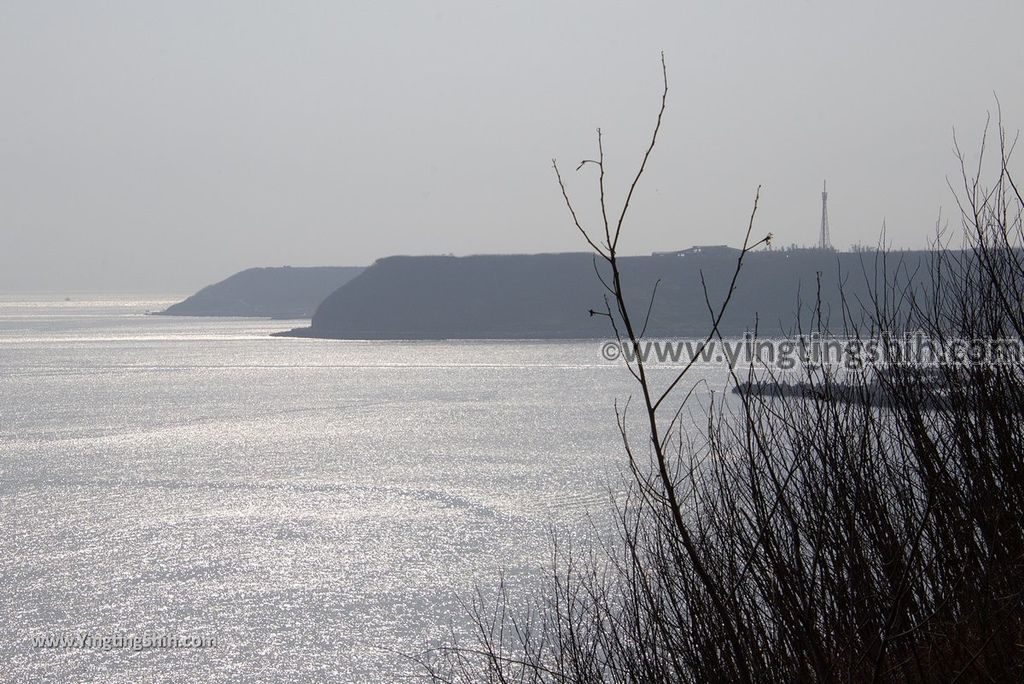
2, 1, 1022, 293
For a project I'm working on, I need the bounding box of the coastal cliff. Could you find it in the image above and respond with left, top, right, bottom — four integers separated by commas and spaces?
160, 266, 364, 318
279, 249, 935, 339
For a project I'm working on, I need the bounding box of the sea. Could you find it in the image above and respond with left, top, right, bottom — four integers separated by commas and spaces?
0, 294, 724, 682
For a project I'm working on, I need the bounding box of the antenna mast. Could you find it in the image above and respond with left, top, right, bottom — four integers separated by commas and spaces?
819, 180, 832, 250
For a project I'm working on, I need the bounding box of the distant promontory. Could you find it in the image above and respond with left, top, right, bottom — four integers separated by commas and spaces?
277, 248, 934, 339
160, 266, 364, 318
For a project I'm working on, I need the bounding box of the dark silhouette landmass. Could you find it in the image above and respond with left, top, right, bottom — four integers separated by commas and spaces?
277, 248, 936, 339
160, 266, 364, 318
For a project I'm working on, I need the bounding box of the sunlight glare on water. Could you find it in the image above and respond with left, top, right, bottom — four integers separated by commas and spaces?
0, 295, 721, 682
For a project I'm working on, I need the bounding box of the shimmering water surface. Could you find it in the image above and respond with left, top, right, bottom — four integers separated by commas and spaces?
0, 295, 722, 682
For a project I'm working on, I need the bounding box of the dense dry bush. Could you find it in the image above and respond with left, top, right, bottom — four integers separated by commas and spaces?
423, 67, 1024, 682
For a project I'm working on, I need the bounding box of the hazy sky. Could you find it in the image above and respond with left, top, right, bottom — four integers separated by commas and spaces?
2, 1, 1022, 293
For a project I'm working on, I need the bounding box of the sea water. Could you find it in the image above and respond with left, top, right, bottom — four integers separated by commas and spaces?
0, 295, 723, 682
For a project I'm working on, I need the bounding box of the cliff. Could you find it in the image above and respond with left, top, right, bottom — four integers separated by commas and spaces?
160, 266, 364, 318
278, 249, 935, 339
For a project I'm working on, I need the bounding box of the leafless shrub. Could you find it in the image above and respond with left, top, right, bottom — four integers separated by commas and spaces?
423, 62, 1024, 683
